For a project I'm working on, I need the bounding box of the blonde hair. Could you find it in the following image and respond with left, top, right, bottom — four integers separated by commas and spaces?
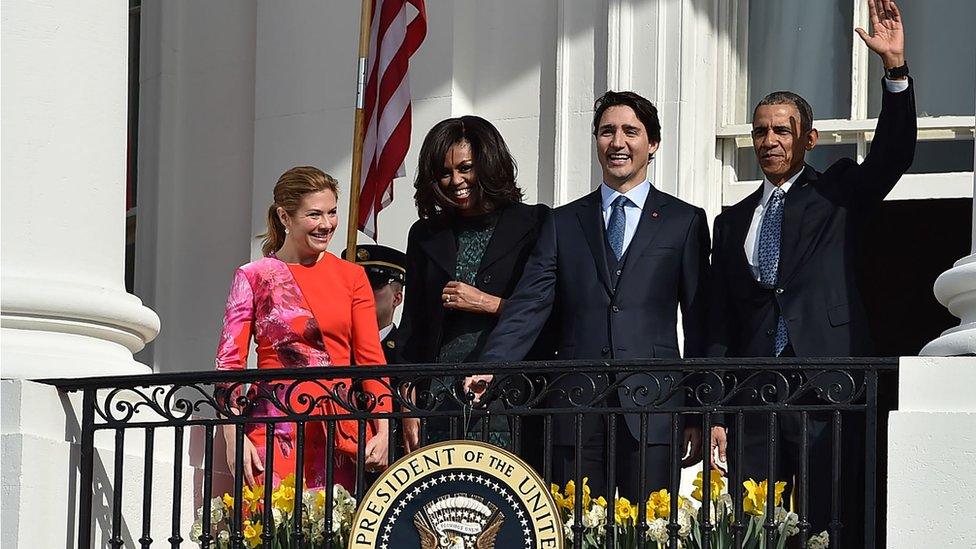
259, 166, 339, 256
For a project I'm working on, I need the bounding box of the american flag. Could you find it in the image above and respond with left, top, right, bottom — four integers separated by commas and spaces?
357, 0, 427, 240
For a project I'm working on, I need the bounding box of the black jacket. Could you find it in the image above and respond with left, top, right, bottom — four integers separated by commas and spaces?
480, 185, 710, 444
398, 202, 554, 364
707, 79, 916, 358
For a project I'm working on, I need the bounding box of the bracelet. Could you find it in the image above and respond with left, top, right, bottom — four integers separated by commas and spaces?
885, 62, 909, 79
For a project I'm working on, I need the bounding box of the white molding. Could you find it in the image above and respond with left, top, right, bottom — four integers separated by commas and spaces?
717, 115, 976, 138
606, 0, 633, 92
553, 0, 572, 206
722, 172, 975, 206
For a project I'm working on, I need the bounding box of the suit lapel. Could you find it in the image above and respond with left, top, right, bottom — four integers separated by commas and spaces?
476, 204, 534, 276
575, 190, 612, 293
618, 186, 668, 276
778, 165, 818, 284
732, 186, 764, 282
418, 221, 458, 278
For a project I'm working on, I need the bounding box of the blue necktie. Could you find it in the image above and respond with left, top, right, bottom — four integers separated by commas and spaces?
758, 188, 789, 355
607, 195, 629, 259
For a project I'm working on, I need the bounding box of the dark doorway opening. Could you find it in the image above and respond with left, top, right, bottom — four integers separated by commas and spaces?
858, 198, 972, 356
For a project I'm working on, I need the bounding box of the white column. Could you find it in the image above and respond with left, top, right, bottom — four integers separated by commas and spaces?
919, 112, 976, 355
1, 0, 159, 378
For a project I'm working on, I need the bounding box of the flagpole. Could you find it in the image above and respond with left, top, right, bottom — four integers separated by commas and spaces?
346, 0, 373, 261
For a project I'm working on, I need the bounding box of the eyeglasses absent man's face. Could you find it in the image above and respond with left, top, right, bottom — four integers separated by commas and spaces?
595, 105, 659, 193
751, 103, 818, 185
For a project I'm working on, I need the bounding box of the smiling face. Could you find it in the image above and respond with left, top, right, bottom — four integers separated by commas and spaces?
595, 105, 660, 193
752, 103, 818, 185
438, 140, 482, 215
277, 190, 338, 260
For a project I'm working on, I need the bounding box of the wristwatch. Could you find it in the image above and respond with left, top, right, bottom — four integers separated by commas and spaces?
885, 63, 909, 79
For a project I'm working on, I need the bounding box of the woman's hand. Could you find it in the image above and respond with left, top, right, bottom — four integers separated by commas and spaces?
441, 281, 503, 315
221, 424, 264, 486
365, 419, 390, 471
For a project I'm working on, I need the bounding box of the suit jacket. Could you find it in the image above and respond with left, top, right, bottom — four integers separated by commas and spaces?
480, 185, 710, 444
398, 202, 554, 364
707, 79, 916, 358
381, 324, 399, 365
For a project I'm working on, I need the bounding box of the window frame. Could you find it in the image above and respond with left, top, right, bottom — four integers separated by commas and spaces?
717, 0, 975, 206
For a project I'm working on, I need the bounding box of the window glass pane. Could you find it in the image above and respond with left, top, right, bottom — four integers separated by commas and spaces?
866, 138, 975, 174
867, 0, 976, 117
735, 143, 858, 181
747, 0, 854, 122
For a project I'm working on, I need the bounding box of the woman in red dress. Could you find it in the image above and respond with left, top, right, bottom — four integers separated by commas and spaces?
215, 166, 390, 489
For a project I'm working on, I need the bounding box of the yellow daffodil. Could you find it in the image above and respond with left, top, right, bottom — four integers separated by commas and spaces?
742, 479, 787, 516
272, 477, 296, 514
315, 489, 326, 512
646, 488, 690, 520
550, 483, 570, 510
692, 470, 726, 502
648, 489, 671, 519
595, 496, 607, 509
242, 485, 262, 512
561, 478, 593, 510
614, 496, 636, 525
242, 519, 263, 548
222, 493, 234, 510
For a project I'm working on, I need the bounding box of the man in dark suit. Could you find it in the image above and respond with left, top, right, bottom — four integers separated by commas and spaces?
707, 1, 916, 543
474, 90, 712, 498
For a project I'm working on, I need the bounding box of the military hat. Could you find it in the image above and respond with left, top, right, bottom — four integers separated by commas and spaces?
342, 244, 407, 289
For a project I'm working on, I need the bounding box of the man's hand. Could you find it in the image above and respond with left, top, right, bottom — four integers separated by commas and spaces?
681, 425, 728, 473
855, 0, 905, 70
402, 417, 421, 453
462, 375, 494, 404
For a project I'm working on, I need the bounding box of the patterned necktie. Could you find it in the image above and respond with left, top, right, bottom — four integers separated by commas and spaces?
607, 195, 629, 259
758, 187, 789, 355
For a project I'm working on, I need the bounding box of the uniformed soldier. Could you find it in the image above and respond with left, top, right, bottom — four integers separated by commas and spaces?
343, 244, 406, 365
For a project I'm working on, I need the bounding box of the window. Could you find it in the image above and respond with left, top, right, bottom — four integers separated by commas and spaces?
717, 0, 975, 206
125, 0, 140, 293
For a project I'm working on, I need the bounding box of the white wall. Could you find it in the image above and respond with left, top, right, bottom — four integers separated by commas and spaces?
136, 0, 727, 373
136, 0, 258, 373
1, 380, 198, 549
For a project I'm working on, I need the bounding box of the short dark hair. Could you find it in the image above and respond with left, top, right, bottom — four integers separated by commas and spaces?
413, 115, 524, 220
754, 91, 814, 132
592, 90, 662, 144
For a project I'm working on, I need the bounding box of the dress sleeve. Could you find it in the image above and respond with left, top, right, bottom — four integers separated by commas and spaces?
216, 268, 254, 370
351, 267, 393, 413
215, 268, 254, 409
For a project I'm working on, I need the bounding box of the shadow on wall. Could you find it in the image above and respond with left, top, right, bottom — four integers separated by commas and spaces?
61, 391, 137, 549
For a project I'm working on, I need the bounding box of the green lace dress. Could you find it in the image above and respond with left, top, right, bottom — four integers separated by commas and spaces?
428, 212, 511, 449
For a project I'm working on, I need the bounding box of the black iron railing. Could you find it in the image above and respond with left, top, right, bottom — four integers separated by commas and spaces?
45, 358, 897, 549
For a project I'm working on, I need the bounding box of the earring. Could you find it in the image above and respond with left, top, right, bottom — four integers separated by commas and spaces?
284, 228, 290, 235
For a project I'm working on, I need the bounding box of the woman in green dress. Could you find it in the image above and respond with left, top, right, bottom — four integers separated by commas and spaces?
398, 115, 553, 453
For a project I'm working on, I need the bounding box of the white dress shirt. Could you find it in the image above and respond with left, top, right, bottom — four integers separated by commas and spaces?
743, 77, 909, 280
378, 323, 394, 341
744, 172, 802, 280
600, 180, 651, 256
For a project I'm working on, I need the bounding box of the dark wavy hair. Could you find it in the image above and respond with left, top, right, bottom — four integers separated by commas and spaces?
413, 116, 524, 220
592, 90, 662, 146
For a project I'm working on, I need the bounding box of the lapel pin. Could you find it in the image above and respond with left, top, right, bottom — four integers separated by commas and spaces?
651, 211, 659, 218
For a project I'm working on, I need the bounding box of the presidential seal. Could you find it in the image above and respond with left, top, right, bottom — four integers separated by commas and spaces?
348, 441, 563, 549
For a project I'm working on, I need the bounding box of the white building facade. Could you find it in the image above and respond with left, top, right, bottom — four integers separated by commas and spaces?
2, 1, 975, 547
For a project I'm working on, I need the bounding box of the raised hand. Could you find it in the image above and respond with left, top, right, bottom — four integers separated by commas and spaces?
855, 0, 905, 69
